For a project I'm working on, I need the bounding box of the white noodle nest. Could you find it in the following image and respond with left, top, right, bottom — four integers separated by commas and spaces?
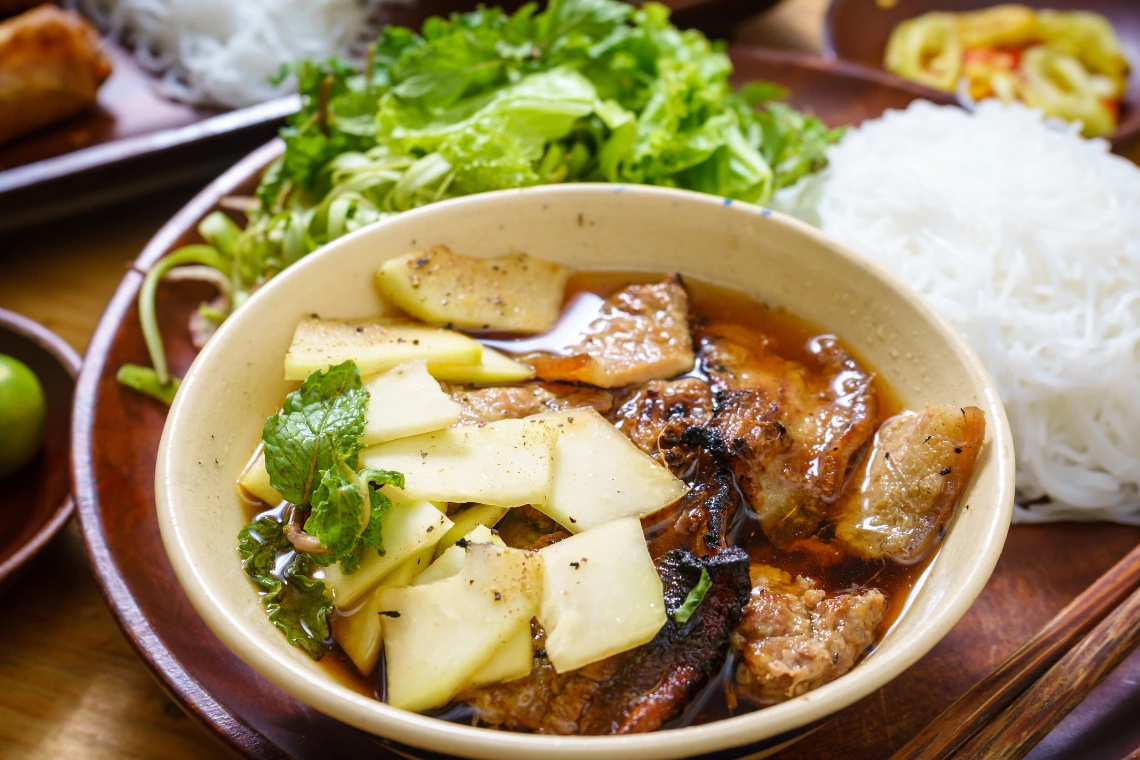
72, 0, 381, 108
777, 100, 1140, 524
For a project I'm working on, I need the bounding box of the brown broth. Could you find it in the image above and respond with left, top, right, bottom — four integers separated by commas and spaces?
244, 271, 937, 730
561, 272, 923, 727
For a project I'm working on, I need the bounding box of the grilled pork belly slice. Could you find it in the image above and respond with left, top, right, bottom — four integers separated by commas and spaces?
642, 457, 739, 560
575, 547, 751, 734
833, 405, 986, 564
458, 547, 751, 734
699, 323, 878, 547
612, 377, 714, 474
733, 565, 886, 703
608, 376, 741, 559
526, 276, 695, 388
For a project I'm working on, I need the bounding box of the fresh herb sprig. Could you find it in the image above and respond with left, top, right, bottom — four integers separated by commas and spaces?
237, 360, 403, 658
123, 0, 842, 403
238, 517, 333, 659
673, 567, 711, 624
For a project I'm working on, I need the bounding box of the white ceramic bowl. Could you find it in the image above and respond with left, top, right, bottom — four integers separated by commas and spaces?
156, 184, 1014, 760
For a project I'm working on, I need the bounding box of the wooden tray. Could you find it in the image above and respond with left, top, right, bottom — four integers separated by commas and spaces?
0, 0, 778, 233
0, 42, 291, 233
71, 48, 1138, 759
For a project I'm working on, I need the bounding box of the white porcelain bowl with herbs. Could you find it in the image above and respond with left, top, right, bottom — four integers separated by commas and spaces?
156, 184, 1014, 759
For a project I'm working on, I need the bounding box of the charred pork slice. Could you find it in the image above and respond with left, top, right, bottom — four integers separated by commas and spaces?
525, 276, 695, 388
608, 376, 741, 558
833, 405, 985, 564
642, 457, 738, 559
698, 322, 878, 546
612, 377, 714, 474
733, 565, 886, 703
448, 382, 614, 425
496, 505, 571, 552
459, 548, 751, 734
576, 547, 752, 734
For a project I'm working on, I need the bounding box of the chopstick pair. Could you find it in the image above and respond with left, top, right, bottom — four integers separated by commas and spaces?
889, 542, 1140, 760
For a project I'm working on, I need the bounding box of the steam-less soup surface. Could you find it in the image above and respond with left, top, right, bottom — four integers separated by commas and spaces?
237, 250, 985, 735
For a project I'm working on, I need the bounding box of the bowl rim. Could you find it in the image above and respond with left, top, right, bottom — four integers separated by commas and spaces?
156, 183, 1015, 760
0, 308, 81, 588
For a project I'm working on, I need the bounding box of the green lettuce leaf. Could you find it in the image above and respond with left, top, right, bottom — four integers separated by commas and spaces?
120, 0, 845, 418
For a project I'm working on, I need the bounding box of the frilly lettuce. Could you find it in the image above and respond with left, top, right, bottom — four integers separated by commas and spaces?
125, 0, 842, 401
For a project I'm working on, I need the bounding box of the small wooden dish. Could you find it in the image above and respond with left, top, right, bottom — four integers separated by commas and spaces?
822, 0, 1140, 147
0, 309, 81, 592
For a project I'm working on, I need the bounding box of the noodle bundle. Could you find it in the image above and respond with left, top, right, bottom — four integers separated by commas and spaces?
778, 101, 1140, 523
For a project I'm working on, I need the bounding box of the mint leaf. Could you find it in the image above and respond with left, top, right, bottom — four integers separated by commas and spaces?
304, 465, 406, 565
262, 360, 368, 505
257, 362, 407, 584
237, 518, 333, 659
673, 566, 711, 624
237, 517, 291, 581
265, 561, 332, 659
360, 468, 405, 491
359, 469, 404, 554
338, 550, 362, 575
305, 466, 368, 558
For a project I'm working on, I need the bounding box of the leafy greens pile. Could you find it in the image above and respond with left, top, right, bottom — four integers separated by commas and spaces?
121, 0, 842, 402
238, 360, 403, 658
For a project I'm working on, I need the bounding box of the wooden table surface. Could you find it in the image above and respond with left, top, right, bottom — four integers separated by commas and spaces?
0, 1, 1137, 758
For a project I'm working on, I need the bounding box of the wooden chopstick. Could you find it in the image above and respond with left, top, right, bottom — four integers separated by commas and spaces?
889, 542, 1140, 760
954, 581, 1140, 760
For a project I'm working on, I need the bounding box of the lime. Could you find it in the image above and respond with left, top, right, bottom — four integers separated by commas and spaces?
0, 354, 46, 479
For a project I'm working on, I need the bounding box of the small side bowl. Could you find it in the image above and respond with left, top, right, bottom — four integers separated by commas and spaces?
0, 309, 81, 592
823, 0, 1140, 147
156, 185, 1015, 760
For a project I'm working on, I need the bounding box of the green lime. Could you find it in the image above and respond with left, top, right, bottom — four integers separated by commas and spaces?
0, 354, 46, 479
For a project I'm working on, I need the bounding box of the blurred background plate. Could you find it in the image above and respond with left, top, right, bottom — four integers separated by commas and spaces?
0, 309, 81, 593
0, 0, 781, 234
729, 47, 955, 120
68, 48, 970, 759
0, 43, 291, 234
821, 0, 1140, 147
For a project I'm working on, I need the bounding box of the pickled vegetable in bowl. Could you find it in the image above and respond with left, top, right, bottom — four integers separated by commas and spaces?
233, 245, 988, 731
155, 184, 1016, 758
884, 4, 1130, 136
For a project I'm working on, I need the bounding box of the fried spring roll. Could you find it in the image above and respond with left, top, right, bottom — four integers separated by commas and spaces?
0, 4, 112, 145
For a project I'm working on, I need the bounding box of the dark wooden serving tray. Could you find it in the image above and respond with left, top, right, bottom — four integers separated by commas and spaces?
0, 0, 779, 233
0, 42, 291, 233
71, 48, 1140, 759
